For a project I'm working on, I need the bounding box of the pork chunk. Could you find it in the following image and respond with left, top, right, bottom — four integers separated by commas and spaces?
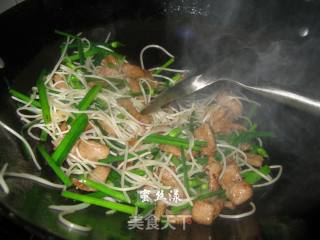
117, 98, 152, 124
246, 153, 264, 167
194, 123, 216, 156
191, 199, 224, 225
78, 140, 109, 161
219, 161, 242, 189
226, 182, 253, 205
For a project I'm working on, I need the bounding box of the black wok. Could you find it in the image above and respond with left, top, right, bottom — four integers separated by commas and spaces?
0, 0, 320, 239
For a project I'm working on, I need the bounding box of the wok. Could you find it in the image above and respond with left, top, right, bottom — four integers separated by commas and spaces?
0, 0, 320, 239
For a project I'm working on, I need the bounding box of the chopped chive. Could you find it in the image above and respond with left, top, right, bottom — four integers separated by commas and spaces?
251, 145, 269, 158
77, 39, 85, 65
67, 75, 84, 89
85, 191, 108, 199
106, 171, 121, 186
94, 98, 108, 110
37, 145, 72, 186
153, 58, 174, 75
166, 134, 207, 146
77, 85, 102, 111
68, 46, 110, 62
180, 148, 190, 195
127, 192, 151, 209
200, 183, 209, 191
110, 41, 124, 49
188, 111, 196, 132
61, 191, 137, 215
188, 178, 204, 188
36, 70, 51, 124
52, 114, 88, 165
216, 130, 274, 146
140, 204, 155, 218
143, 134, 206, 151
196, 190, 225, 201
196, 157, 208, 166
78, 177, 129, 202
168, 127, 182, 137
170, 204, 192, 215
39, 129, 48, 142
242, 165, 271, 185
171, 157, 181, 167
9, 89, 41, 108
66, 85, 102, 124
130, 169, 146, 176
63, 58, 76, 69
172, 73, 182, 82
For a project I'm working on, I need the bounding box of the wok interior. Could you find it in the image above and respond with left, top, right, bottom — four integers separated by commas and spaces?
1, 1, 320, 239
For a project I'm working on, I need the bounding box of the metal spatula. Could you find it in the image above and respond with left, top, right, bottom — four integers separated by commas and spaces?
141, 73, 320, 115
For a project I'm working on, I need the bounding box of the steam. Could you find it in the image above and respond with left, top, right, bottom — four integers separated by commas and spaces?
164, 0, 320, 216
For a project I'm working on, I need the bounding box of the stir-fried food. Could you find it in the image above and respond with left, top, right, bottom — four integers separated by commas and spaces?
0, 31, 283, 231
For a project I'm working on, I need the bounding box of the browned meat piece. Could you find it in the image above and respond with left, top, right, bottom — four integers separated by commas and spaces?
159, 168, 185, 198
208, 176, 220, 193
154, 201, 166, 221
122, 63, 153, 80
78, 140, 109, 161
206, 158, 222, 176
53, 74, 68, 89
159, 144, 181, 157
207, 91, 246, 134
59, 121, 69, 132
122, 63, 157, 93
208, 107, 245, 134
224, 201, 236, 209
219, 160, 253, 206
208, 108, 226, 133
191, 199, 224, 225
159, 145, 192, 159
159, 168, 178, 188
128, 137, 138, 147
226, 182, 253, 205
97, 120, 116, 136
219, 160, 242, 189
127, 78, 141, 93
89, 166, 111, 183
99, 57, 158, 93
98, 55, 122, 77
215, 91, 243, 119
72, 178, 95, 192
205, 159, 222, 192
117, 98, 152, 124
165, 215, 192, 225
246, 153, 264, 167
194, 123, 216, 156
102, 55, 119, 66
